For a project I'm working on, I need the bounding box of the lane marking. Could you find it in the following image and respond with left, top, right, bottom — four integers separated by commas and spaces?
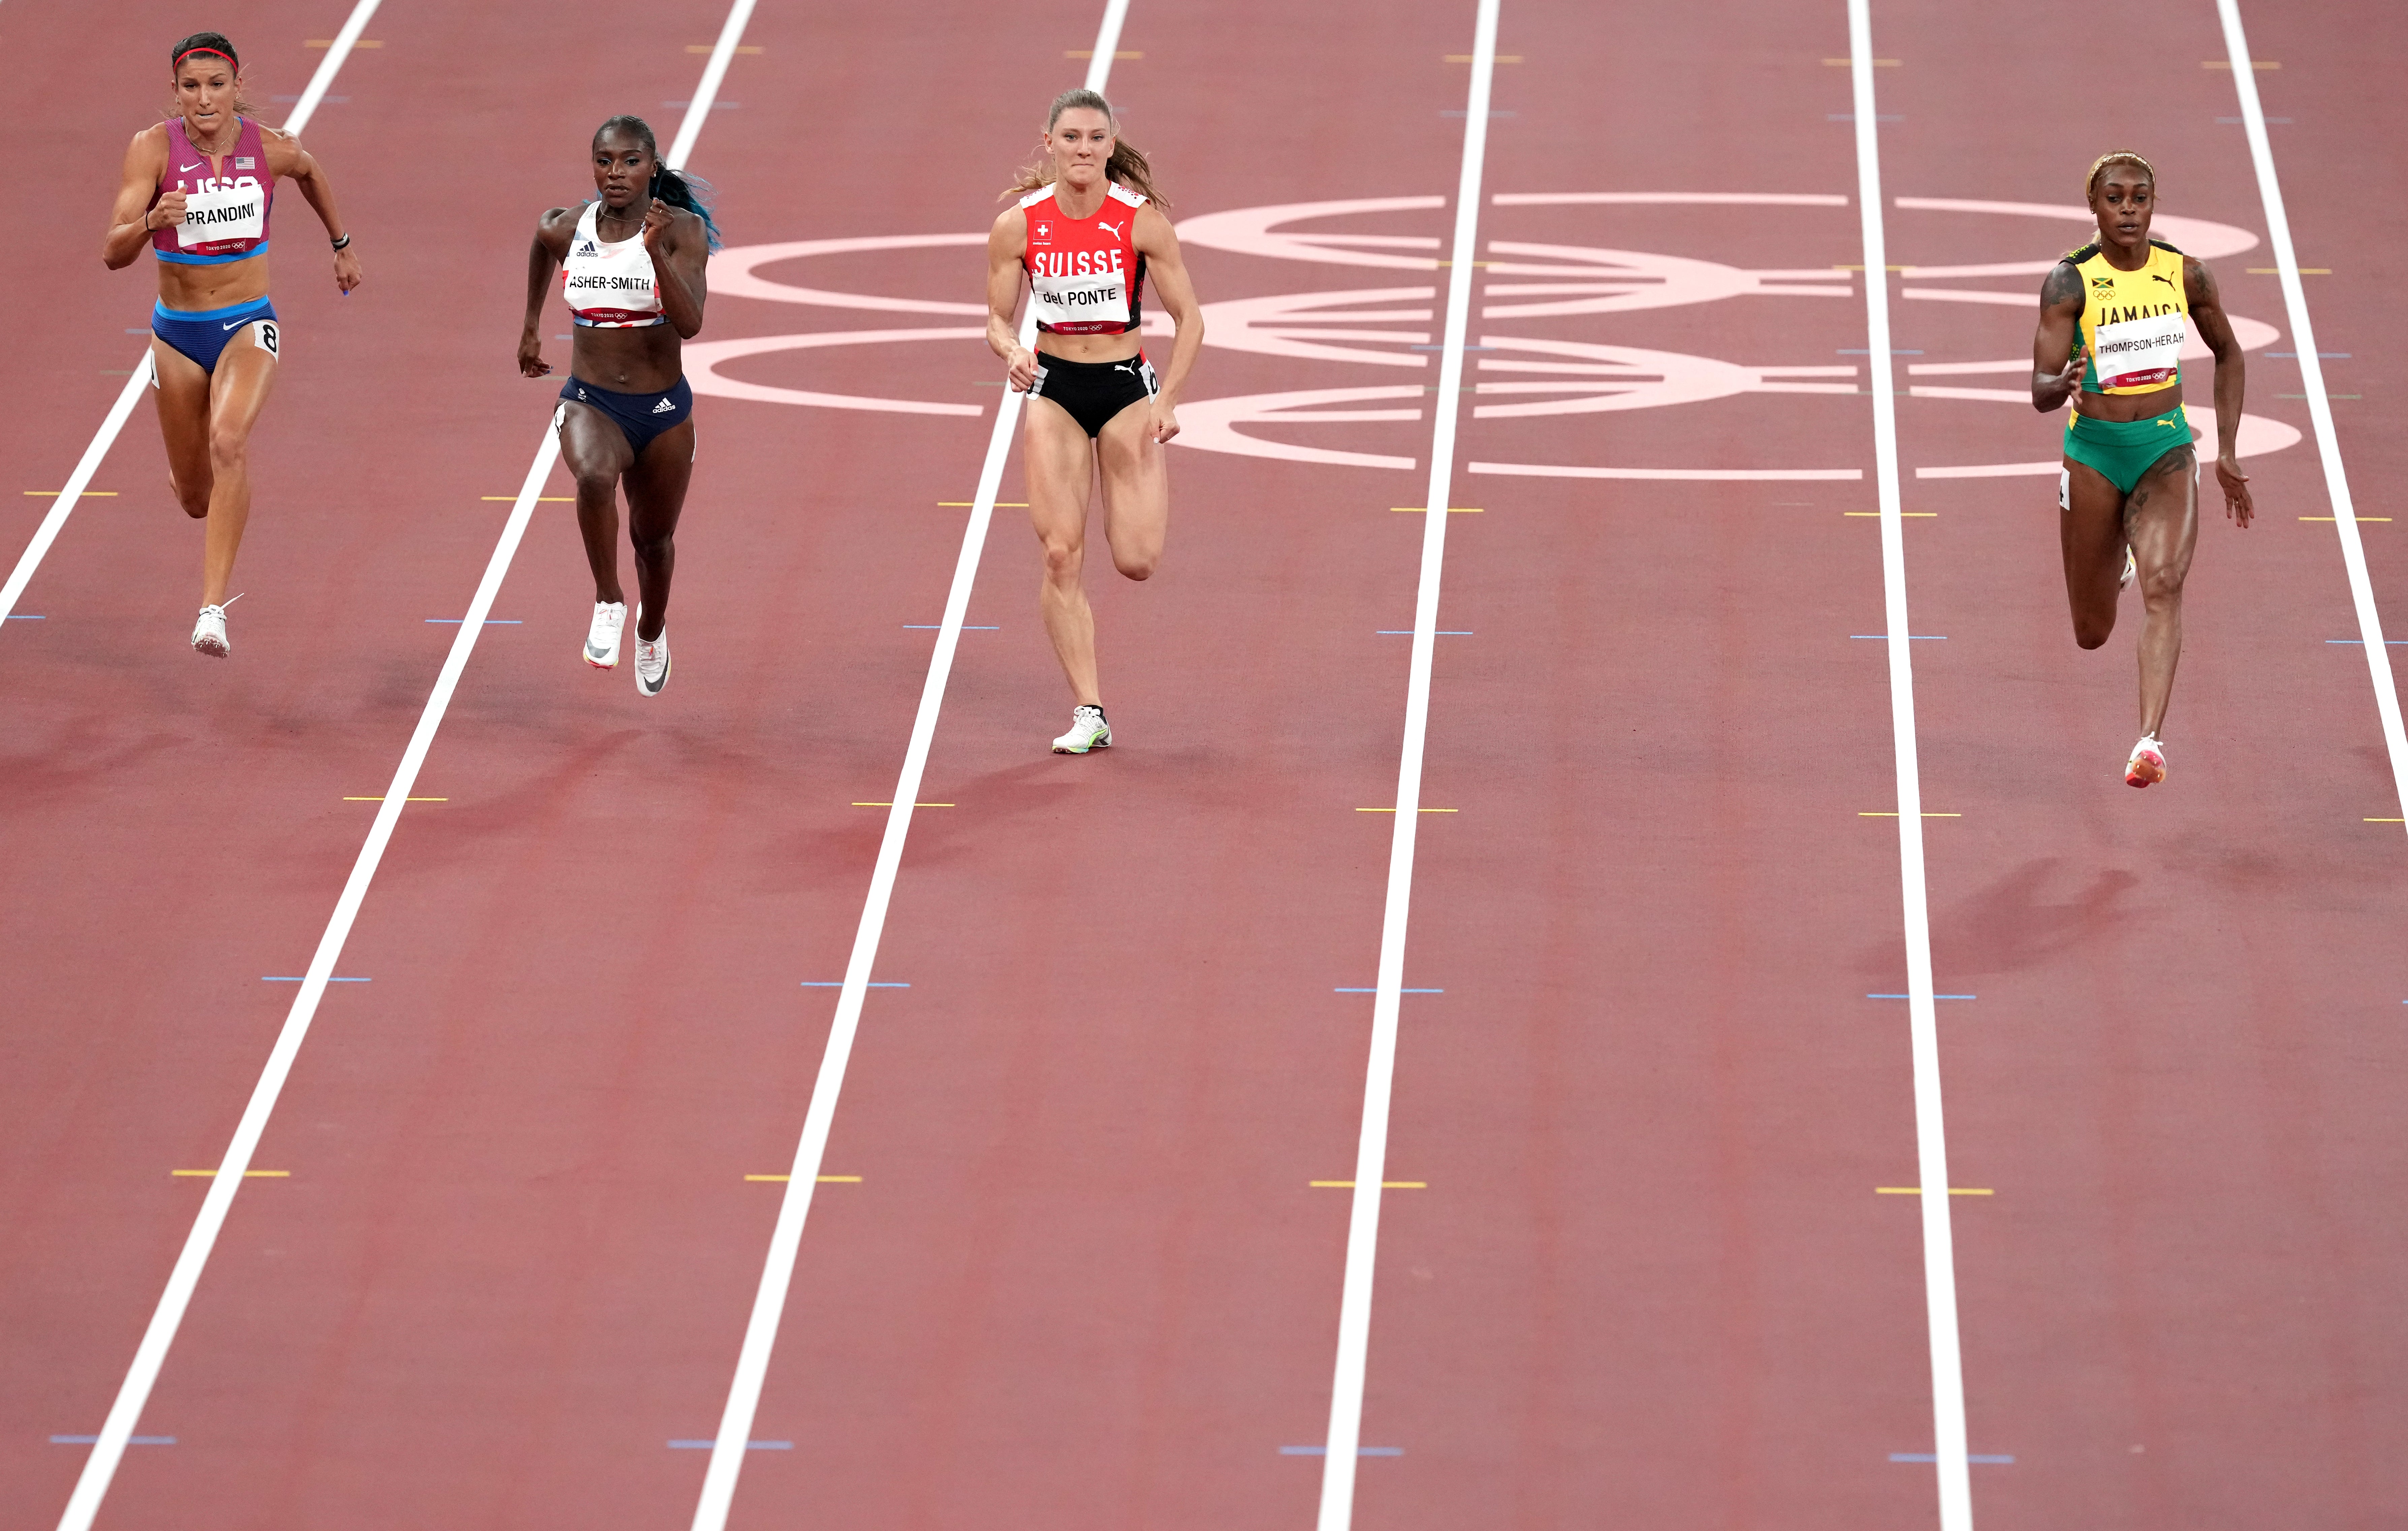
1877, 1187, 1994, 1195
424, 618, 523, 624
2306, 517, 2388, 522
685, 43, 763, 52
1860, 811, 1961, 817
938, 501, 1028, 507
1844, 510, 1936, 516
1376, 629, 1473, 635
902, 623, 999, 629
169, 1170, 288, 1178
1446, 52, 1520, 61
743, 1175, 860, 1183
1893, 1452, 2014, 1464
1849, 11, 1974, 1530
850, 802, 954, 808
4, 3, 376, 634
1318, 13, 1497, 1529
1824, 56, 1898, 64
1334, 987, 1443, 994
2205, 58, 2279, 67
1310, 1181, 1426, 1189
342, 796, 447, 801
1869, 993, 1974, 999
1389, 506, 1484, 512
1355, 807, 1457, 813
2219, 0, 2408, 841
670, 1439, 790, 1449
1852, 633, 1945, 639
50, 15, 734, 1529
262, 976, 369, 982
51, 1437, 173, 1447
1065, 48, 1143, 58
480, 495, 575, 502
799, 981, 908, 988
2366, 818, 2405, 824
304, 37, 381, 46
688, 13, 1131, 1527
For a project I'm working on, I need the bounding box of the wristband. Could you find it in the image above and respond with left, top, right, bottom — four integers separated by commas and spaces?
330, 233, 352, 251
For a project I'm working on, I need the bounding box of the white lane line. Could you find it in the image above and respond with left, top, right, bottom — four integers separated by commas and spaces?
0, 0, 381, 629
47, 15, 751, 1530
2216, 0, 2408, 828
1313, 4, 1497, 1528
681, 7, 1130, 1527
1847, 5, 1974, 1530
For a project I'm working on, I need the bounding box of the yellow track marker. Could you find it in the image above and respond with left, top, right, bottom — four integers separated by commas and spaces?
1860, 811, 1960, 817
306, 38, 381, 47
25, 490, 118, 497
172, 1169, 289, 1177
1391, 506, 1484, 513
1446, 53, 1523, 62
1066, 49, 1144, 59
2303, 516, 2389, 522
481, 495, 576, 502
1845, 510, 1935, 517
2204, 59, 2278, 68
1311, 1181, 1427, 1189
745, 1174, 861, 1182
687, 43, 763, 52
2368, 818, 2406, 824
852, 802, 953, 808
1876, 1186, 1992, 1195
343, 796, 447, 802
938, 502, 1029, 508
2249, 268, 2328, 274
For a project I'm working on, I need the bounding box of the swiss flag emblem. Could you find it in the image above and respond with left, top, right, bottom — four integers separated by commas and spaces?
1033, 220, 1052, 241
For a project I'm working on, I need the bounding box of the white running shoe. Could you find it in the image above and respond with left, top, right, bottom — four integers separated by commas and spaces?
1051, 704, 1111, 754
585, 600, 627, 668
2124, 734, 2165, 789
633, 619, 670, 697
2120, 547, 2137, 591
191, 602, 231, 657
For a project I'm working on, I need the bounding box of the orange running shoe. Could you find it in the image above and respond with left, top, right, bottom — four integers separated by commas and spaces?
2124, 735, 2165, 788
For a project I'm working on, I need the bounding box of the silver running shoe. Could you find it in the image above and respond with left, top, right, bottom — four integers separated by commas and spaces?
2120, 547, 2137, 591
1051, 704, 1111, 754
585, 600, 627, 668
191, 601, 232, 657
634, 620, 671, 697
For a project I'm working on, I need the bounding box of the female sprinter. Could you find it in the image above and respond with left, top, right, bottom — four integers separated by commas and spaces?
2032, 151, 2253, 788
519, 117, 715, 697
987, 88, 1203, 754
102, 32, 362, 657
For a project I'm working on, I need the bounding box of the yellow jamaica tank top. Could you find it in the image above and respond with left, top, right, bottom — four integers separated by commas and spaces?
2066, 239, 2188, 396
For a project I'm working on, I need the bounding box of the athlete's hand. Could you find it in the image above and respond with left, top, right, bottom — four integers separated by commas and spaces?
1006, 346, 1039, 392
147, 189, 187, 236
642, 197, 675, 253
2216, 454, 2254, 528
2047, 345, 2086, 407
333, 246, 363, 295
518, 333, 552, 379
1148, 399, 1181, 445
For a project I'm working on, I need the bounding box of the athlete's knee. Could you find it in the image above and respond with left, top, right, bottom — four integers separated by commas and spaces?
205, 427, 249, 474
1041, 537, 1083, 580
1113, 551, 1157, 582
572, 468, 618, 502
2138, 563, 2186, 606
2074, 622, 2113, 651
169, 471, 209, 518
630, 529, 673, 564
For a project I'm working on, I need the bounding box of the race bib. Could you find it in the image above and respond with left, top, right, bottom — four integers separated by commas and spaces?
2090, 311, 2185, 392
1030, 270, 1129, 328
178, 180, 266, 249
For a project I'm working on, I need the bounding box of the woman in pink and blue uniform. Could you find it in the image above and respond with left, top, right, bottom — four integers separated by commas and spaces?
519, 116, 715, 698
102, 32, 363, 657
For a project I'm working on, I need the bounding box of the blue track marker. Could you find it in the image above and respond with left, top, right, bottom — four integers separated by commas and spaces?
2326, 639, 2408, 645
1280, 1445, 1403, 1456
5, 614, 44, 620
1890, 1452, 2013, 1464
801, 981, 909, 988
667, 1439, 791, 1450
1334, 987, 1443, 994
53, 1435, 175, 1445
263, 976, 370, 982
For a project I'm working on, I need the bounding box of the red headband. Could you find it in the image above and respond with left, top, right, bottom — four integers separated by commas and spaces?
173, 46, 237, 72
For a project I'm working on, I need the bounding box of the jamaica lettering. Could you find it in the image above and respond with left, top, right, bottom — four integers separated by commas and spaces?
2093, 303, 2176, 326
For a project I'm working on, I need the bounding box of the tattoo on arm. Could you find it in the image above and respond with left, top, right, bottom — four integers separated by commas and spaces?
2041, 260, 2084, 311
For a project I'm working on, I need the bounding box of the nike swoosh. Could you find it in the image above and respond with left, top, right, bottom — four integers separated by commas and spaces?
221, 320, 247, 331
179, 162, 203, 172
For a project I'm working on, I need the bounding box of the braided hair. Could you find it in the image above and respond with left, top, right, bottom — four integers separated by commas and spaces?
2085, 150, 2156, 203
591, 115, 723, 251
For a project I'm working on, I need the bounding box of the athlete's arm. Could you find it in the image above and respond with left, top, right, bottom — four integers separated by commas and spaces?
519, 207, 576, 378
2186, 255, 2254, 527
1132, 203, 1203, 446
101, 126, 172, 270
645, 201, 708, 339
268, 128, 363, 294
2031, 259, 2086, 411
987, 206, 1038, 392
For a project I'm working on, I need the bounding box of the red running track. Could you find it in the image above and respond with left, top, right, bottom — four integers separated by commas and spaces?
2, 0, 2405, 1528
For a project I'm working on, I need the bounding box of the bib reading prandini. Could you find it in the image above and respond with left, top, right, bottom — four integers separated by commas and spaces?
177, 182, 266, 248
1020, 180, 1148, 336
2069, 239, 2189, 396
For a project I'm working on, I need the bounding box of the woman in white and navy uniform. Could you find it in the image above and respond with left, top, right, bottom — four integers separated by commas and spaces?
520, 116, 715, 697
987, 88, 1204, 754
102, 32, 362, 657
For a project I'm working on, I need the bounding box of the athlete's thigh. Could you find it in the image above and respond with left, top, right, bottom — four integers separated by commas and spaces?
2060, 455, 2127, 610
556, 400, 634, 485
150, 341, 214, 480
623, 420, 695, 539
1023, 396, 1096, 549
2124, 445, 2198, 585
204, 331, 281, 445
1093, 398, 1168, 564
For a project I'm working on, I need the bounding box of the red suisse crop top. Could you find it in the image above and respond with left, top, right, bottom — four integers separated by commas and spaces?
1018, 180, 1148, 336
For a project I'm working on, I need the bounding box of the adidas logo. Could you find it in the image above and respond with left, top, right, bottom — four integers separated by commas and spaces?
575, 242, 598, 256
651, 397, 678, 414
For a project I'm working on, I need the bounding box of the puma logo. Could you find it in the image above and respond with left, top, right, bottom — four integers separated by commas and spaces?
1096, 219, 1124, 238
1113, 362, 1135, 374
2150, 272, 2177, 289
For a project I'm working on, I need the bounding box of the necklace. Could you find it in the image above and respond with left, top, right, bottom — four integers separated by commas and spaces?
187, 115, 240, 159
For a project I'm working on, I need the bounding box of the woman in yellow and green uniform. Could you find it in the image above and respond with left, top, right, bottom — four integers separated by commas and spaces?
2033, 151, 2254, 788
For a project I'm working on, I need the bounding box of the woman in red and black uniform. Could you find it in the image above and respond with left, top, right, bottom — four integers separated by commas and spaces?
986, 88, 1204, 754
101, 32, 362, 657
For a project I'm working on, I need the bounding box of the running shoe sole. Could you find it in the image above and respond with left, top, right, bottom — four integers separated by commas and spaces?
2124, 752, 2164, 788
1052, 731, 1111, 755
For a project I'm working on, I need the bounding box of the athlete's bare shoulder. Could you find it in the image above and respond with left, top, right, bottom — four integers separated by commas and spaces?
989, 201, 1028, 255
256, 123, 306, 175
125, 121, 170, 162
534, 203, 581, 254
2039, 257, 2085, 313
